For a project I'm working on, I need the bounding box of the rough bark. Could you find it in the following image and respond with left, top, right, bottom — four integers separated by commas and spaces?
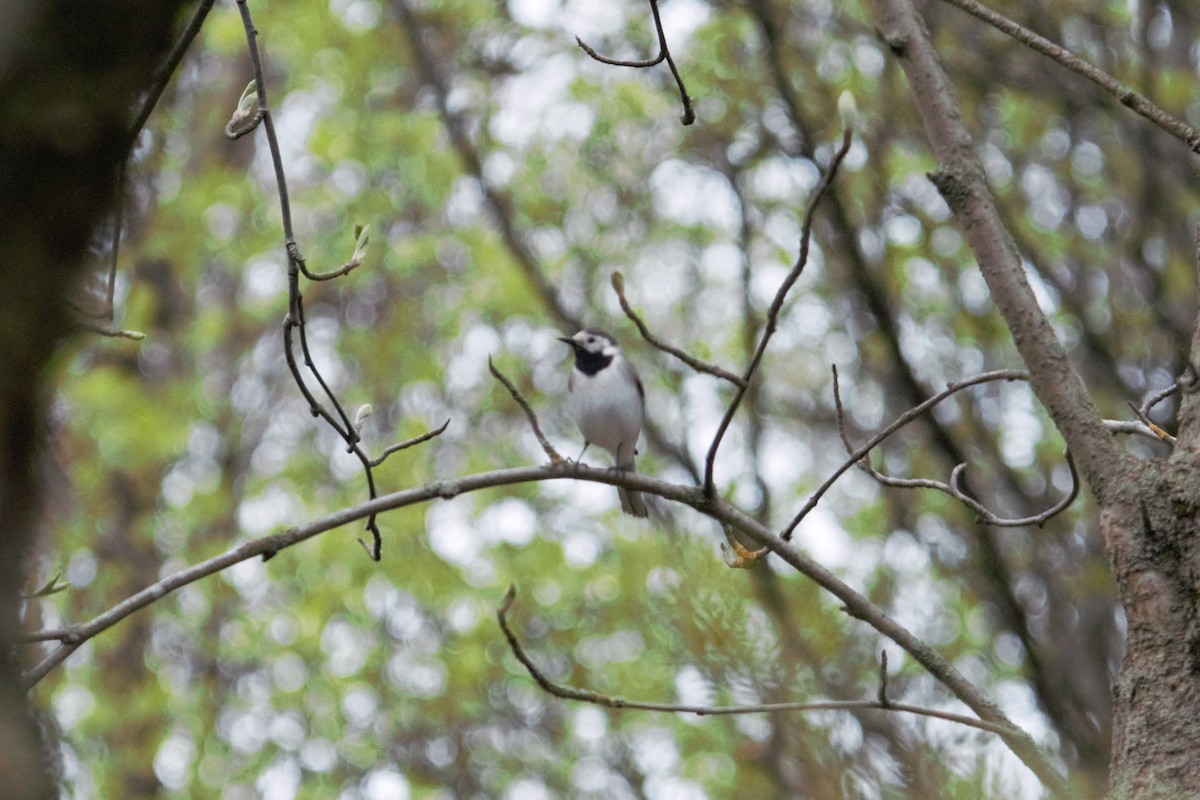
1103, 279, 1200, 796
0, 2, 189, 798
1104, 462, 1200, 798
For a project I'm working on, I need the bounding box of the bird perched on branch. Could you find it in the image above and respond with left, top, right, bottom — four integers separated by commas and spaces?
559, 328, 648, 518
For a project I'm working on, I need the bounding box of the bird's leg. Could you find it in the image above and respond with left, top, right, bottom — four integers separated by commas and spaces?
608, 440, 635, 472
572, 442, 590, 473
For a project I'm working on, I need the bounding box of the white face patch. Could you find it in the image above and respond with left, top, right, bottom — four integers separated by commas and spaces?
574, 331, 615, 356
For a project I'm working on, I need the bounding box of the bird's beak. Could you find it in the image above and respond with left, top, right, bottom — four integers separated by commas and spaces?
557, 336, 574, 346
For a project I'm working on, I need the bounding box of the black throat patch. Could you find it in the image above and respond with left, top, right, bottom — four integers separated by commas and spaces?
573, 347, 613, 376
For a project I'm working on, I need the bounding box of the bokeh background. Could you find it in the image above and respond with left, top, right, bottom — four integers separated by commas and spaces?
26, 0, 1200, 797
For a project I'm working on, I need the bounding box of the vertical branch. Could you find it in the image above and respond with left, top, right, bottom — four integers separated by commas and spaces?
234, 0, 385, 559
703, 129, 852, 495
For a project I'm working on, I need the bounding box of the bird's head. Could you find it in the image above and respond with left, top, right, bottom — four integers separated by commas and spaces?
559, 328, 619, 357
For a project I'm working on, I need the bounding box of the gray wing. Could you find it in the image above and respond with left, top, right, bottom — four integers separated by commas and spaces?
619, 356, 644, 405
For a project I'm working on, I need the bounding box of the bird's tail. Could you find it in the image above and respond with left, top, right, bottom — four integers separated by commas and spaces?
619, 486, 649, 518
617, 452, 649, 518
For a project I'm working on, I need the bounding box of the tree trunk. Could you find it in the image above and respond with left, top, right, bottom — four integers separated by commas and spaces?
0, 3, 189, 798
1105, 449, 1200, 797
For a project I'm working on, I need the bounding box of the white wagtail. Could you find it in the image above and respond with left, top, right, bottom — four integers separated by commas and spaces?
559, 328, 649, 518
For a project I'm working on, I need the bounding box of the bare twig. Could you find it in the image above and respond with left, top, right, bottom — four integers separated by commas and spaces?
575, 0, 695, 125
1104, 419, 1163, 441
369, 419, 451, 467
704, 128, 854, 496
497, 586, 1013, 736
488, 357, 565, 465
234, 0, 388, 559
1126, 401, 1175, 445
823, 366, 1080, 530
290, 290, 358, 439
784, 367, 1028, 538
938, 0, 1200, 152
280, 305, 383, 560
1140, 382, 1181, 419
611, 271, 745, 388
289, 246, 364, 282
575, 38, 664, 68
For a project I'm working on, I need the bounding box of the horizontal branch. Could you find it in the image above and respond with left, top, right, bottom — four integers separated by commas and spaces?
497, 586, 1013, 737
20, 462, 1061, 791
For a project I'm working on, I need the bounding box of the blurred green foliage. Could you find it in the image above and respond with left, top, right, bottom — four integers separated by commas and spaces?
25, 0, 1200, 797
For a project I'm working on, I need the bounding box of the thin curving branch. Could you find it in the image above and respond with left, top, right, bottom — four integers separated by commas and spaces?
488, 356, 565, 465
610, 271, 745, 388
287, 244, 365, 282
704, 129, 853, 496
938, 0, 1200, 153
783, 367, 1030, 538
369, 419, 451, 468
828, 366, 1081, 529
496, 587, 1014, 736
749, 0, 1106, 769
575, 0, 695, 125
1142, 381, 1181, 419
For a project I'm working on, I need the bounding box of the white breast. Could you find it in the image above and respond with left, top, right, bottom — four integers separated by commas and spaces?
568, 359, 644, 465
